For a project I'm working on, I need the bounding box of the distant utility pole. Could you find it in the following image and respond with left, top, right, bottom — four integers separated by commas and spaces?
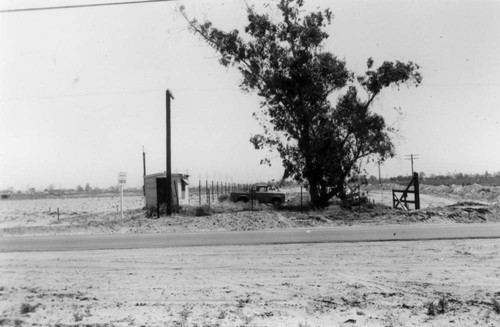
377, 160, 382, 184
405, 154, 419, 175
166, 89, 174, 216
142, 146, 146, 196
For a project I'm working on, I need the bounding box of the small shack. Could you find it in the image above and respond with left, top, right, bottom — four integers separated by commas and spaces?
144, 172, 190, 208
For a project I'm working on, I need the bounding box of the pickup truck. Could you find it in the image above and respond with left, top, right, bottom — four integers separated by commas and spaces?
230, 184, 286, 206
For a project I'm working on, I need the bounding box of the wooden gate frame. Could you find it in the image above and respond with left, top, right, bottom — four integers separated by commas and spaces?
392, 172, 420, 210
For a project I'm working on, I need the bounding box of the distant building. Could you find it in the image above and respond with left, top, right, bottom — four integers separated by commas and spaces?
144, 172, 189, 208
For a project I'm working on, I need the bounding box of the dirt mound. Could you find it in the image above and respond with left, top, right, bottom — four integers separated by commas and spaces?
412, 202, 500, 224
367, 183, 500, 203
420, 184, 500, 203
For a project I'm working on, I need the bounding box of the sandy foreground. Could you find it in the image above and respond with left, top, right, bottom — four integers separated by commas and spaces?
1, 184, 500, 326
1, 239, 499, 327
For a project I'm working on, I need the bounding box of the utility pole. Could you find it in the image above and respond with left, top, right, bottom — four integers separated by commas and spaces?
377, 160, 382, 184
405, 154, 419, 175
166, 89, 174, 216
142, 146, 146, 196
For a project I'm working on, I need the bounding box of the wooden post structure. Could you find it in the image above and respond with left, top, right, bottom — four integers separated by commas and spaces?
392, 172, 420, 210
120, 184, 124, 219
198, 180, 201, 206
414, 172, 420, 210
206, 180, 210, 206
166, 89, 174, 216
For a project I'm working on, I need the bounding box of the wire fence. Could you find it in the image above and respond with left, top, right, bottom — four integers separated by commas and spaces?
189, 181, 253, 206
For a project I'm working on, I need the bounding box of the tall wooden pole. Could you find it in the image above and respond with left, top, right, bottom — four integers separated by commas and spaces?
378, 160, 381, 184
142, 146, 146, 196
166, 89, 174, 216
405, 154, 419, 176
414, 172, 420, 210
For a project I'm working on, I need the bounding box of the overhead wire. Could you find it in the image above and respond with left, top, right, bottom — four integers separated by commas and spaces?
0, 0, 174, 13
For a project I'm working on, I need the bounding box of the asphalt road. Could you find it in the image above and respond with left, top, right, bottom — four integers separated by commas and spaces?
1, 223, 500, 252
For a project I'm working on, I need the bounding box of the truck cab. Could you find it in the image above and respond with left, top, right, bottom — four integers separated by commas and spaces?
230, 184, 285, 205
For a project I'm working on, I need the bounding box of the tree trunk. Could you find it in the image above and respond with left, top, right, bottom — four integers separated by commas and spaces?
308, 180, 331, 208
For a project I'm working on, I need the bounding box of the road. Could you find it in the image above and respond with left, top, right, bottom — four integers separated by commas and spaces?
1, 223, 499, 252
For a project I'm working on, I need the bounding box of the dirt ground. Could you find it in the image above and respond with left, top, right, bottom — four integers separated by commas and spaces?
0, 239, 499, 327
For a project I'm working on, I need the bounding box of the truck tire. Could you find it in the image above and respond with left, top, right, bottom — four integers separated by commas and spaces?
237, 197, 249, 203
271, 198, 282, 207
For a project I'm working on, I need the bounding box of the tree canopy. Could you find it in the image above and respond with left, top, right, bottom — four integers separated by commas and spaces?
182, 0, 422, 207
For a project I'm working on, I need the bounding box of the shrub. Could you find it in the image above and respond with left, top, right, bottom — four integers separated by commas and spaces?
218, 194, 230, 202
145, 206, 156, 218
20, 303, 36, 314
426, 301, 436, 316
73, 313, 84, 322
195, 206, 211, 216
437, 296, 448, 314
492, 298, 500, 314
144, 204, 182, 218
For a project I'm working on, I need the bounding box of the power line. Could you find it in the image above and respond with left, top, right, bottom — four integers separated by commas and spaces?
0, 0, 174, 13
404, 154, 419, 175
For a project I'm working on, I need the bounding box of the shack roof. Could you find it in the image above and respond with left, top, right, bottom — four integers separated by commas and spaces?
144, 172, 190, 179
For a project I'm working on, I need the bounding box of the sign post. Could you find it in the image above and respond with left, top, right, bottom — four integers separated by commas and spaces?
118, 172, 127, 219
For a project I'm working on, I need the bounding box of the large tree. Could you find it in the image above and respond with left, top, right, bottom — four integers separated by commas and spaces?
183, 0, 421, 207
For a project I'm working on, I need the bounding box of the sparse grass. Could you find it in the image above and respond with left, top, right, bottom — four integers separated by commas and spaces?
0, 319, 23, 327
19, 303, 37, 314
426, 296, 448, 316
73, 313, 84, 322
437, 295, 448, 314
426, 301, 436, 316
492, 298, 500, 314
217, 309, 227, 319
179, 306, 191, 323
237, 298, 250, 308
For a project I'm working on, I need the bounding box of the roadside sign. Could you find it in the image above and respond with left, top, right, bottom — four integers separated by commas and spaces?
118, 172, 127, 186
117, 172, 127, 220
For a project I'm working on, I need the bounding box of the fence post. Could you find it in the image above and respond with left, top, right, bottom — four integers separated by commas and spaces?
250, 188, 254, 211
198, 180, 201, 206
300, 185, 303, 213
212, 181, 214, 203
206, 180, 209, 205
414, 172, 420, 210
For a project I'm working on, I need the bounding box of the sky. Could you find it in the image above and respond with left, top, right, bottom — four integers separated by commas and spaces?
0, 0, 499, 191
